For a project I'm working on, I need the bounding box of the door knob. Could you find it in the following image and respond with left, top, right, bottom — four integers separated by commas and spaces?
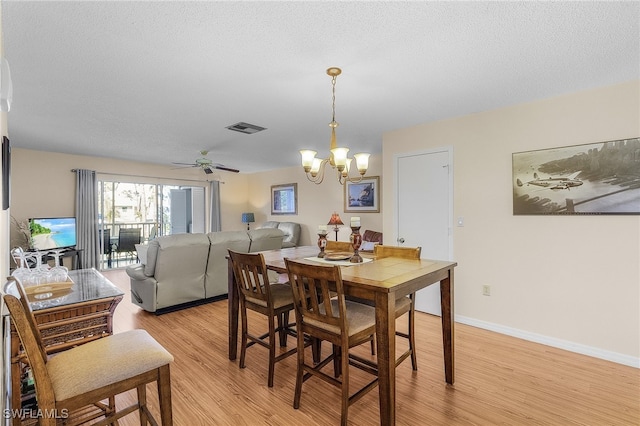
397, 237, 405, 244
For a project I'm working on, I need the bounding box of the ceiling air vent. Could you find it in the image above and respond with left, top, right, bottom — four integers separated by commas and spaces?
225, 122, 267, 134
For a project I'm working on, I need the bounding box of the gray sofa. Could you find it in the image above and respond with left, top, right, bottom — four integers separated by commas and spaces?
258, 221, 301, 248
125, 228, 284, 312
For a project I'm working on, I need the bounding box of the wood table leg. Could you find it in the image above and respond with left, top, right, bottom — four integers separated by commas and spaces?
228, 256, 239, 360
158, 364, 173, 426
440, 268, 455, 384
375, 292, 396, 426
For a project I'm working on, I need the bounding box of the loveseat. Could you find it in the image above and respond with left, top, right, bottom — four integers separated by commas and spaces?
125, 228, 284, 313
258, 221, 301, 248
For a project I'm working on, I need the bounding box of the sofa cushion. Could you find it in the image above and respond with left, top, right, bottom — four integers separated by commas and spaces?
260, 221, 280, 229
258, 221, 301, 248
248, 228, 285, 252
205, 231, 252, 299
277, 222, 301, 248
144, 233, 210, 277
360, 241, 379, 252
135, 243, 148, 265
207, 230, 251, 247
144, 239, 161, 277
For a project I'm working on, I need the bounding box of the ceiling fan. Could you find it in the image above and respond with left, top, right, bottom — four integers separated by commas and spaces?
172, 150, 240, 174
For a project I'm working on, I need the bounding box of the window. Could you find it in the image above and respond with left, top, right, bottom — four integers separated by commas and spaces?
98, 180, 182, 268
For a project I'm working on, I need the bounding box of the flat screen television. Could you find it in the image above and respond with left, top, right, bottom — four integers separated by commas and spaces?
29, 217, 77, 251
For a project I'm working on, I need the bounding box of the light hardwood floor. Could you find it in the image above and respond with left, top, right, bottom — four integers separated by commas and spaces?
101, 269, 639, 425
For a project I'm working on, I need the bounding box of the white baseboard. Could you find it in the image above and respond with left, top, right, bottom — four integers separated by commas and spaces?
455, 315, 640, 368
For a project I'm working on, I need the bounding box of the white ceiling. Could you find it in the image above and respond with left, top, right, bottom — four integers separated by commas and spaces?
2, 1, 639, 174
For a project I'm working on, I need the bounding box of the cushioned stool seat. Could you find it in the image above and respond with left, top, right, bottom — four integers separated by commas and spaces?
3, 285, 174, 426
48, 329, 174, 401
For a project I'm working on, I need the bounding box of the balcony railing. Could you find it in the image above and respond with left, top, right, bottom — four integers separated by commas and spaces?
100, 221, 168, 269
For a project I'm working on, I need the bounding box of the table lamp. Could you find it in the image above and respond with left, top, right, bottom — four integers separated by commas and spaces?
327, 212, 344, 241
241, 212, 255, 230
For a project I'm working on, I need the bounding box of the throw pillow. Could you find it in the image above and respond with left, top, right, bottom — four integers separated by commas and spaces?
361, 241, 378, 252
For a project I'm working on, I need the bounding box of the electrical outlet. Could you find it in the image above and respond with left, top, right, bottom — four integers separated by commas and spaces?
482, 285, 491, 296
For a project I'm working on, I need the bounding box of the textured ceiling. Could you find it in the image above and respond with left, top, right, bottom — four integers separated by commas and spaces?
2, 1, 639, 174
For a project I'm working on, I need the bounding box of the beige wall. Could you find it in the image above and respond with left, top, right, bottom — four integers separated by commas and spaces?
246, 155, 383, 246
8, 149, 252, 248
8, 149, 382, 250
383, 80, 640, 364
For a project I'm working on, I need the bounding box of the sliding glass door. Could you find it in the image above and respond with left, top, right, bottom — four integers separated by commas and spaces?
97, 179, 208, 269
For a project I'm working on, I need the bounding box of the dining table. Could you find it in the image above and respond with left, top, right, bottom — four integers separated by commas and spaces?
227, 246, 457, 426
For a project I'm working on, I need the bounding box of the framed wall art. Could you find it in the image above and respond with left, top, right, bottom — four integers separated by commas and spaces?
271, 183, 297, 215
512, 137, 640, 215
344, 176, 380, 213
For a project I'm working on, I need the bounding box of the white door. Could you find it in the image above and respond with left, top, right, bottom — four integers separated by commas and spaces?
395, 147, 453, 315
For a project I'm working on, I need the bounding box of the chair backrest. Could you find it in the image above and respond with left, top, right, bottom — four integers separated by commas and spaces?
99, 228, 111, 254
374, 245, 421, 259
325, 240, 353, 252
118, 228, 141, 251
228, 250, 274, 308
285, 259, 347, 336
3, 292, 56, 408
362, 230, 383, 245
8, 277, 49, 361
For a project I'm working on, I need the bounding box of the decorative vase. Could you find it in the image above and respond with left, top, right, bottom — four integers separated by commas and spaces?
317, 232, 328, 258
349, 226, 363, 263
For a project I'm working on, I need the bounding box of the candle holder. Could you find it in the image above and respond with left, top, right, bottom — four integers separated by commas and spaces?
349, 226, 363, 263
317, 232, 328, 258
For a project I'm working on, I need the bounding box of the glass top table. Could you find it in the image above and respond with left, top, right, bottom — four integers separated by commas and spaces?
5, 268, 124, 311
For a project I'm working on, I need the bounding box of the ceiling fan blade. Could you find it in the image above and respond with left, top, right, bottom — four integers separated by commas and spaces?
173, 152, 239, 173
170, 165, 199, 170
212, 165, 240, 173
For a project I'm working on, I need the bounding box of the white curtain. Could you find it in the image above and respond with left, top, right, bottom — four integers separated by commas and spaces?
75, 169, 99, 268
209, 180, 221, 232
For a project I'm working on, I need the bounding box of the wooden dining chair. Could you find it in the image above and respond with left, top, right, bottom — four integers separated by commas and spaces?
325, 240, 353, 252
9, 277, 48, 360
374, 244, 421, 370
228, 249, 299, 387
285, 258, 379, 426
4, 287, 174, 425
324, 239, 377, 355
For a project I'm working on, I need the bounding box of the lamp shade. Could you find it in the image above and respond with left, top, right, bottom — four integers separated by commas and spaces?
241, 213, 255, 224
327, 212, 344, 226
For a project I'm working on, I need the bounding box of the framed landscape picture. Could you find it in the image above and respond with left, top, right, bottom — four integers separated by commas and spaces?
271, 183, 297, 215
512, 137, 640, 215
344, 176, 380, 213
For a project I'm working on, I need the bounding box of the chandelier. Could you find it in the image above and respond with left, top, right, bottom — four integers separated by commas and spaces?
300, 67, 370, 185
